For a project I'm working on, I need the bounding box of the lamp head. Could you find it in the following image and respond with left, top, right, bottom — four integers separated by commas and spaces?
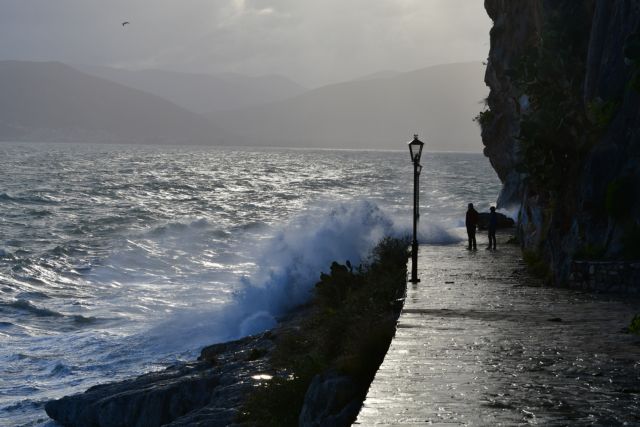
407, 134, 425, 163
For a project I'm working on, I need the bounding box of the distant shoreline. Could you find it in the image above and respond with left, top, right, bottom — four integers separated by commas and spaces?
0, 139, 485, 154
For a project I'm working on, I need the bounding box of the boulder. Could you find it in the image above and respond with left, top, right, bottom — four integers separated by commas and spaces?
45, 332, 274, 427
477, 212, 515, 230
299, 371, 361, 427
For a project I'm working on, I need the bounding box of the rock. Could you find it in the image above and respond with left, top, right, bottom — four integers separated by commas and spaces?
45, 332, 275, 427
477, 212, 515, 230
45, 362, 220, 427
44, 303, 377, 427
482, 0, 640, 289
482, 0, 543, 209
299, 371, 361, 427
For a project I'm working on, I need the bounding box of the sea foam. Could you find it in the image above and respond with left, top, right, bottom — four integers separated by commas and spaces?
142, 199, 461, 354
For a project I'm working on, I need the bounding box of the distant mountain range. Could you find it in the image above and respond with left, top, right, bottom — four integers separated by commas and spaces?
0, 60, 487, 150
0, 61, 225, 145
72, 65, 307, 114
209, 62, 488, 151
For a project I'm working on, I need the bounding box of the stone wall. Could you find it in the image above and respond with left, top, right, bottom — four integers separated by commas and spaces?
570, 261, 640, 293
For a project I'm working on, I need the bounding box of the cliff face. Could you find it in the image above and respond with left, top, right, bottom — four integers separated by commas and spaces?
482, 0, 640, 284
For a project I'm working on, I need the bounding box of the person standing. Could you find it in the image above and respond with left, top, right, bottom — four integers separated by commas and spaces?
465, 203, 479, 250
487, 206, 497, 250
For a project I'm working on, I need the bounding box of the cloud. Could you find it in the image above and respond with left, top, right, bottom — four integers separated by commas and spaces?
0, 0, 490, 85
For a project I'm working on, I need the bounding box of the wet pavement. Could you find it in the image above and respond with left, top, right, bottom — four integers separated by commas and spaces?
355, 235, 640, 426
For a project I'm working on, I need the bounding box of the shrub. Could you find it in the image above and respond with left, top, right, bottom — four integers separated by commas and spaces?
629, 314, 640, 334
473, 109, 494, 127
587, 98, 618, 131
239, 237, 409, 426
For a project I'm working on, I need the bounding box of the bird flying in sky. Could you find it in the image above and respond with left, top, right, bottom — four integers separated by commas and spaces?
122, 21, 130, 27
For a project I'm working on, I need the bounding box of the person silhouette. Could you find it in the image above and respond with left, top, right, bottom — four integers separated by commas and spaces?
487, 206, 497, 250
465, 203, 478, 250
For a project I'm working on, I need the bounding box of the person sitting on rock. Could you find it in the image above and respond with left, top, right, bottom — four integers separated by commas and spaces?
465, 203, 479, 250
487, 206, 497, 250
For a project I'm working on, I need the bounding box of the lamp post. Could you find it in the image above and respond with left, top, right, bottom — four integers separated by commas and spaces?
408, 134, 424, 284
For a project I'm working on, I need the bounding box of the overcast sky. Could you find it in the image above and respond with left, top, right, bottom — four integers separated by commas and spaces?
0, 0, 491, 87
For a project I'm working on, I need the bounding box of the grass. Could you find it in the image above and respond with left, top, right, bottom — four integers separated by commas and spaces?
238, 236, 409, 426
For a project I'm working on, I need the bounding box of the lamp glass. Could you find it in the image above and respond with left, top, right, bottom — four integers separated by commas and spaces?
407, 135, 424, 163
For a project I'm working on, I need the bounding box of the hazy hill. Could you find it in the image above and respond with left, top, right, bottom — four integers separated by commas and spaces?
353, 70, 402, 82
0, 61, 225, 145
73, 65, 307, 114
210, 62, 488, 151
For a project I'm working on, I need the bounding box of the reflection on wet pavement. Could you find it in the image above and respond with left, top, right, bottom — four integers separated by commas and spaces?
356, 235, 640, 426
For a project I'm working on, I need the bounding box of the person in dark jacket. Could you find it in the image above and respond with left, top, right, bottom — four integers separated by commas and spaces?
465, 203, 479, 250
487, 206, 497, 250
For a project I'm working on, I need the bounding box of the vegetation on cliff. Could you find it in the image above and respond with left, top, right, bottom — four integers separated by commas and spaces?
509, 4, 597, 202
238, 236, 409, 426
482, 1, 640, 285
512, 3, 640, 268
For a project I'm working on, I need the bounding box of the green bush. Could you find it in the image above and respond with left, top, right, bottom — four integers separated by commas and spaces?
473, 109, 494, 127
587, 98, 618, 131
239, 236, 409, 426
629, 314, 640, 334
315, 261, 360, 308
336, 316, 397, 383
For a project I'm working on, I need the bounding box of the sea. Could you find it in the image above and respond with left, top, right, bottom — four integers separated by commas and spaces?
0, 142, 501, 426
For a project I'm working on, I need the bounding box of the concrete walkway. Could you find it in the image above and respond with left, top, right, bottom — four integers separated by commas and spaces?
355, 235, 640, 426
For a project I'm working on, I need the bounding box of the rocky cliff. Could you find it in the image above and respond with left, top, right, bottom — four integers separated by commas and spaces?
482, 0, 640, 285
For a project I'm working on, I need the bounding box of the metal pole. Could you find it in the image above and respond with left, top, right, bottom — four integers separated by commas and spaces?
416, 168, 420, 220
411, 160, 420, 283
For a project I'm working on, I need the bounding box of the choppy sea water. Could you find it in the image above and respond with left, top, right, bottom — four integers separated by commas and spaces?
0, 142, 501, 426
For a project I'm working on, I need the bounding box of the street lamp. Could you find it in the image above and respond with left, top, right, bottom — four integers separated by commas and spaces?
407, 134, 424, 284
415, 163, 423, 219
